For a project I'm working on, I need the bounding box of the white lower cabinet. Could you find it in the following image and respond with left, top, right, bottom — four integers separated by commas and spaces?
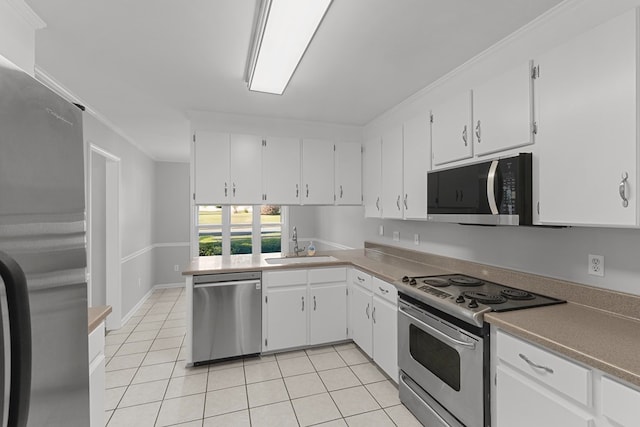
262, 267, 347, 352
495, 365, 594, 427
88, 321, 106, 427
348, 270, 398, 382
493, 328, 640, 427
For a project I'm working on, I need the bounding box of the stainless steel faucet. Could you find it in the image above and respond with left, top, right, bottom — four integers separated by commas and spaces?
292, 226, 305, 256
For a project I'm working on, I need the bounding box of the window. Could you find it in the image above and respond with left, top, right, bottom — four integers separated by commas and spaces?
197, 205, 284, 256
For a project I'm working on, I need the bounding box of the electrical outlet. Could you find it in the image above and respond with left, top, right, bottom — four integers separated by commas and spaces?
414, 234, 420, 245
393, 231, 400, 242
588, 254, 604, 277
379, 225, 384, 236
138, 277, 142, 288
174, 264, 180, 272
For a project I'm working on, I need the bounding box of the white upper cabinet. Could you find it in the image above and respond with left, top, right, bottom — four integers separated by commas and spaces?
381, 126, 404, 219
194, 131, 230, 204
537, 8, 637, 227
402, 113, 430, 219
473, 61, 535, 157
363, 138, 382, 217
301, 139, 335, 205
334, 142, 362, 205
193, 132, 262, 205
263, 137, 301, 204
228, 134, 263, 204
431, 90, 473, 166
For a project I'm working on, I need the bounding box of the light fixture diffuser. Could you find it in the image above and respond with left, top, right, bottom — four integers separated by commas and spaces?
246, 0, 332, 95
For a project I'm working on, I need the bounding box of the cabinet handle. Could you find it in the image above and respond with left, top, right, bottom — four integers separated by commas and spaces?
340, 185, 344, 199
376, 197, 380, 211
296, 184, 299, 198
403, 194, 408, 210
301, 296, 305, 311
313, 295, 317, 311
519, 353, 554, 374
379, 286, 389, 294
396, 195, 401, 211
306, 184, 309, 198
372, 306, 376, 323
619, 172, 629, 208
232, 182, 236, 197
475, 120, 481, 143
224, 182, 228, 197
462, 125, 468, 146
365, 303, 370, 319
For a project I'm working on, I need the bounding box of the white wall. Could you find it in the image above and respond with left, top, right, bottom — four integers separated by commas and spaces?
154, 161, 191, 285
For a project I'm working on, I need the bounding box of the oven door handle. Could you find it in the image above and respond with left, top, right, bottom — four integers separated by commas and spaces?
399, 307, 476, 349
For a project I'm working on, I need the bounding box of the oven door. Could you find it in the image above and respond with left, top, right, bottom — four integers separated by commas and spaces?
398, 300, 485, 427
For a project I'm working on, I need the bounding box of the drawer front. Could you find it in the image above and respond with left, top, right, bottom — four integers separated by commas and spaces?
88, 321, 105, 363
496, 330, 591, 406
264, 269, 307, 287
602, 376, 640, 427
372, 277, 397, 303
350, 269, 372, 291
309, 267, 347, 284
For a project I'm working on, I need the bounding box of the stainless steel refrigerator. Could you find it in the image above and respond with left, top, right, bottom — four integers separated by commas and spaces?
0, 56, 90, 426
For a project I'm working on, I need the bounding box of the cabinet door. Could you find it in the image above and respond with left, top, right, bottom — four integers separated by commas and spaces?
495, 366, 594, 427
431, 90, 473, 166
301, 139, 335, 204
335, 142, 362, 205
602, 376, 640, 427
310, 284, 347, 345
381, 126, 404, 219
403, 113, 430, 219
473, 61, 533, 157
363, 138, 382, 217
537, 9, 637, 227
263, 137, 301, 204
372, 296, 398, 382
194, 131, 230, 204
229, 134, 263, 204
265, 286, 307, 351
349, 284, 373, 357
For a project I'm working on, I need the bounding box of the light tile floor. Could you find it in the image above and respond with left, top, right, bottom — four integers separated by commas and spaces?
104, 287, 424, 427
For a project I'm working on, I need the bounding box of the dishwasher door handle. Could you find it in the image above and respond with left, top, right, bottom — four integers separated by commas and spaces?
194, 279, 261, 289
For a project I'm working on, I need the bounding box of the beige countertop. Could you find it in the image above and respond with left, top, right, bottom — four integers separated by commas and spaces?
182, 244, 640, 388
486, 304, 640, 387
88, 305, 112, 334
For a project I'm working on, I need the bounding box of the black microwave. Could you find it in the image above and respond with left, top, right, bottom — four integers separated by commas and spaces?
427, 153, 532, 226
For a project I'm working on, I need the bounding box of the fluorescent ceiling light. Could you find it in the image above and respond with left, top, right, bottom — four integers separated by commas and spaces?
246, 0, 333, 95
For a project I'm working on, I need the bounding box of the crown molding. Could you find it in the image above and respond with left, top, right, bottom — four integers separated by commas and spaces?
6, 0, 46, 30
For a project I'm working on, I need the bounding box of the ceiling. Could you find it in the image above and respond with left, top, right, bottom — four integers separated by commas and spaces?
25, 0, 563, 161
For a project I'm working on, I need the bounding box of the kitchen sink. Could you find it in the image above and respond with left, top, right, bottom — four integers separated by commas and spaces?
264, 256, 338, 265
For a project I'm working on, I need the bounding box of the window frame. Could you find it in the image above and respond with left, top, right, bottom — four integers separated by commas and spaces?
194, 205, 287, 257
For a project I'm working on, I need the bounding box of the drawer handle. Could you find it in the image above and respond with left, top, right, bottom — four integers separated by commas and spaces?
519, 353, 554, 374
379, 286, 389, 294
357, 276, 365, 282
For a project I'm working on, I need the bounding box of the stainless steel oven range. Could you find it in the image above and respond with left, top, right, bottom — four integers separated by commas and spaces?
396, 274, 565, 427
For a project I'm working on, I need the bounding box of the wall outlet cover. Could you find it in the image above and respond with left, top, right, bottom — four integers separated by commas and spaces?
393, 231, 400, 242
379, 225, 384, 236
414, 234, 420, 245
588, 254, 604, 277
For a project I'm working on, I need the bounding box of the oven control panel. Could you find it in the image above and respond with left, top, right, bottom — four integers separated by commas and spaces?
417, 286, 451, 300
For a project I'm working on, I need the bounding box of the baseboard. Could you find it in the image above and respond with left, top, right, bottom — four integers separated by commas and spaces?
119, 287, 155, 327
154, 282, 184, 290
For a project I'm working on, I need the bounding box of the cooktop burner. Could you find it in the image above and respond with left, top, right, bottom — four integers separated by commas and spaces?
397, 273, 566, 327
461, 291, 507, 304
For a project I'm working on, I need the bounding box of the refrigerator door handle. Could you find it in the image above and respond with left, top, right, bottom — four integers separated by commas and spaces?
0, 251, 31, 427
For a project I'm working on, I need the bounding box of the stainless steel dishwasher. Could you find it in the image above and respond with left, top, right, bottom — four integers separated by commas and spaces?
192, 271, 262, 364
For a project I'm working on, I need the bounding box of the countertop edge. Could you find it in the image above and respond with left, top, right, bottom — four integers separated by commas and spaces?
88, 305, 112, 334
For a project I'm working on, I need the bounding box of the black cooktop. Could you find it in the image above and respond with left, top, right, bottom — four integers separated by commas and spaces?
401, 274, 566, 313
